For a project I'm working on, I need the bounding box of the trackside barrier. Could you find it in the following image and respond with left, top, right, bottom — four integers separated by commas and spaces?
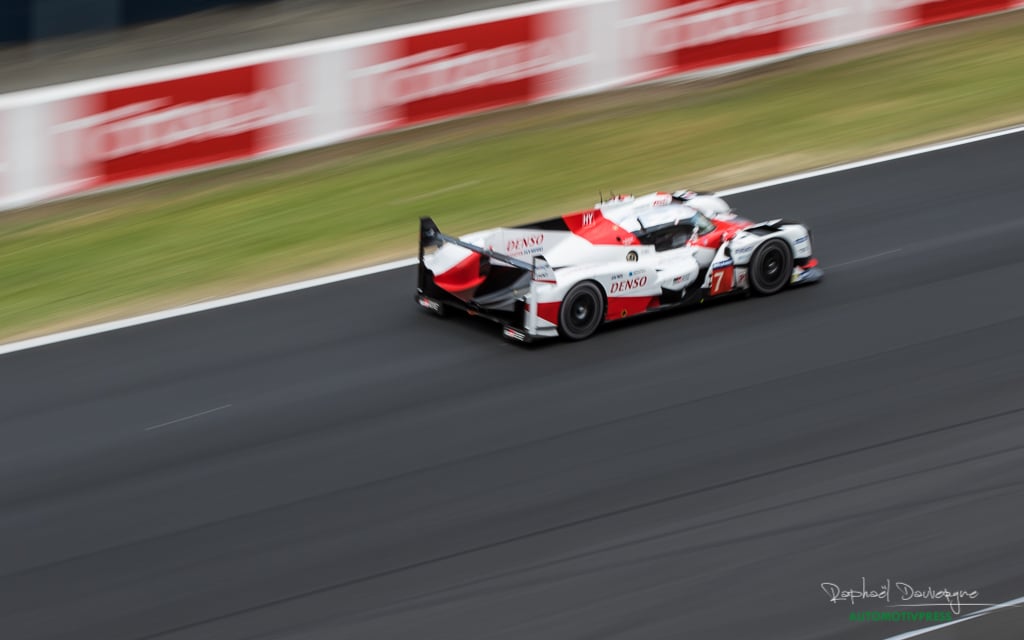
0, 0, 1016, 210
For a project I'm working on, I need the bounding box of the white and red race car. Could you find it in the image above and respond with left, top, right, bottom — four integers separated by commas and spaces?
417, 189, 823, 341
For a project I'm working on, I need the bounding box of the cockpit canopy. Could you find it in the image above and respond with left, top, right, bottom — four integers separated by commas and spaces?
630, 207, 717, 251
597, 190, 723, 251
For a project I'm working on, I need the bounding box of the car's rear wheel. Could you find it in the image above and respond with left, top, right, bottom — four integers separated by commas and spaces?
748, 238, 793, 295
558, 282, 604, 340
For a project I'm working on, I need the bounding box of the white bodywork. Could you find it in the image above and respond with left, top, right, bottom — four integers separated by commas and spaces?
422, 189, 820, 340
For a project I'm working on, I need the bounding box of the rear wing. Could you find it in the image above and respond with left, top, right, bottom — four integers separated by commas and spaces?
419, 217, 533, 271
418, 217, 554, 340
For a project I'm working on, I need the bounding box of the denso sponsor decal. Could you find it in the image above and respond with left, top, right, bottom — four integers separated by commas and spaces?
610, 274, 648, 294
52, 64, 308, 184
506, 233, 545, 256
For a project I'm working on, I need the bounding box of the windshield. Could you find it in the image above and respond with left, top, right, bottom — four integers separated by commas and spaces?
691, 210, 716, 235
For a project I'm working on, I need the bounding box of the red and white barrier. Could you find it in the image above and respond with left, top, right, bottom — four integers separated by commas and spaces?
0, 0, 1015, 210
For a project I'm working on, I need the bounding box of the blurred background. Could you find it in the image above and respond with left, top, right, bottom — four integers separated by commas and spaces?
0, 0, 1020, 342
0, 0, 269, 43
0, 0, 535, 91
2, 3, 1024, 640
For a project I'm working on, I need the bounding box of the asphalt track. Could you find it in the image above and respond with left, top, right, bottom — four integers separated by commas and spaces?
1, 132, 1024, 640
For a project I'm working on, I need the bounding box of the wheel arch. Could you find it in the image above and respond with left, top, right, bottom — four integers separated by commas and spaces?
747, 236, 793, 295
556, 278, 608, 340
583, 278, 610, 317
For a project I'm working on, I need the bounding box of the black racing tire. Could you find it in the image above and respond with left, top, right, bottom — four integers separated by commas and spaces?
558, 281, 604, 341
748, 238, 793, 296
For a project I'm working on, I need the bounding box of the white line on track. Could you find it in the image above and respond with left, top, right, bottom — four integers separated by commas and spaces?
715, 123, 1024, 197
1, 123, 1023, 358
144, 404, 232, 431
883, 594, 1024, 639
0, 258, 415, 357
829, 248, 903, 269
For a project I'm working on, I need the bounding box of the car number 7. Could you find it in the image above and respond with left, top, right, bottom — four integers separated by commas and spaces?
710, 266, 734, 296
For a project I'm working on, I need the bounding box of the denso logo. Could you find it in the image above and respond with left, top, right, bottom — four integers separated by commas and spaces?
53, 84, 307, 163
610, 275, 648, 294
355, 32, 586, 109
506, 234, 544, 254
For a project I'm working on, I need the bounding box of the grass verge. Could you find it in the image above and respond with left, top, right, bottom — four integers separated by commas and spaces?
2, 11, 1024, 343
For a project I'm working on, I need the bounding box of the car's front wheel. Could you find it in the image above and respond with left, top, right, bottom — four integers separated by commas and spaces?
748, 238, 793, 295
558, 282, 604, 340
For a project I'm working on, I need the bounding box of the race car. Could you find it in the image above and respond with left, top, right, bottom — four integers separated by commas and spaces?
416, 188, 823, 342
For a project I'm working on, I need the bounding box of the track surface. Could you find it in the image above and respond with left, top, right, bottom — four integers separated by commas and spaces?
2, 133, 1024, 639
